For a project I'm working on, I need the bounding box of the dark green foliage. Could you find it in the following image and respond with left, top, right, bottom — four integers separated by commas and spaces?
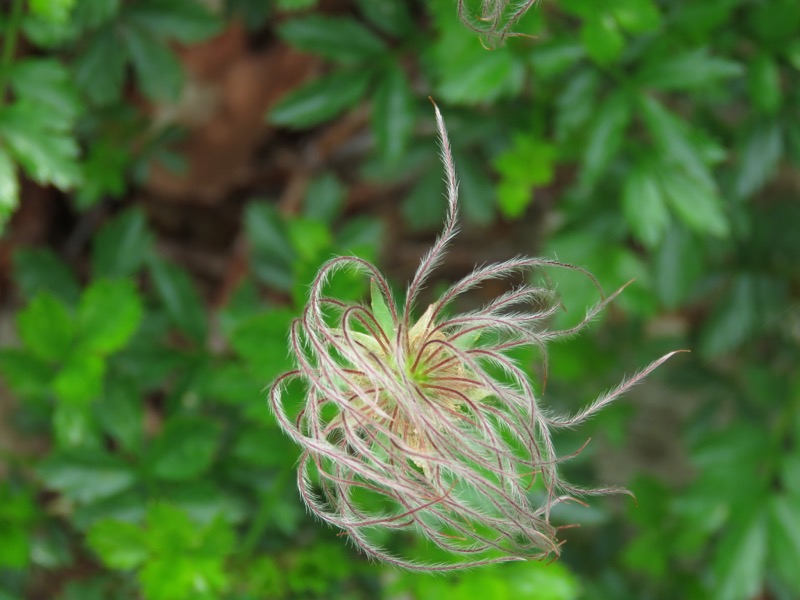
2, 0, 800, 598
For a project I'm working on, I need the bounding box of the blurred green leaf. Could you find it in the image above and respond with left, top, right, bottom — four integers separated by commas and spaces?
768, 494, 800, 593
304, 173, 344, 223
0, 485, 36, 570
277, 15, 387, 62
653, 225, 703, 308
581, 91, 631, 188
95, 378, 143, 454
87, 519, 148, 569
229, 309, 295, 380
124, 0, 220, 43
148, 258, 207, 342
494, 134, 555, 218
747, 53, 782, 114
38, 451, 136, 503
13, 248, 80, 305
658, 170, 728, 238
402, 166, 445, 230
623, 165, 670, 248
92, 208, 152, 279
712, 508, 767, 600
269, 69, 372, 128
733, 119, 783, 200
0, 349, 53, 400
53, 353, 105, 405
77, 279, 143, 355
287, 217, 332, 261
455, 151, 495, 225
638, 48, 742, 91
0, 147, 18, 229
73, 28, 127, 106
29, 0, 76, 23
9, 59, 82, 122
245, 203, 295, 290
18, 293, 74, 362
581, 14, 625, 65
124, 26, 183, 101
372, 65, 415, 161
148, 417, 221, 481
610, 0, 660, 33
355, 0, 414, 37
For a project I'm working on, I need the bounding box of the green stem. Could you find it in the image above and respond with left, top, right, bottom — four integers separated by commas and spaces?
0, 0, 25, 102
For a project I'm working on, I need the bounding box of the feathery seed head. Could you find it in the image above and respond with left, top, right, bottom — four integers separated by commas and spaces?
269, 104, 681, 571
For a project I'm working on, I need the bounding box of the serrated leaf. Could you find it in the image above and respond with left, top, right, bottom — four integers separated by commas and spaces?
87, 519, 149, 570
372, 65, 415, 161
269, 70, 372, 129
658, 171, 728, 238
73, 28, 128, 106
768, 494, 800, 593
124, 26, 183, 101
581, 91, 631, 188
148, 417, 221, 481
0, 102, 81, 190
124, 0, 220, 43
277, 15, 387, 62
9, 59, 82, 122
13, 248, 80, 304
713, 508, 767, 600
92, 208, 152, 278
148, 258, 207, 342
638, 48, 742, 91
77, 279, 143, 354
733, 120, 783, 200
623, 166, 670, 247
38, 451, 136, 504
18, 293, 74, 362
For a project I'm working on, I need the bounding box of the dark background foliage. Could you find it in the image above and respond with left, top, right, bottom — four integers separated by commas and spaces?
1, 0, 799, 598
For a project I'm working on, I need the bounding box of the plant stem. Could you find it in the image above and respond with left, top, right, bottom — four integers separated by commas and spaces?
0, 0, 25, 102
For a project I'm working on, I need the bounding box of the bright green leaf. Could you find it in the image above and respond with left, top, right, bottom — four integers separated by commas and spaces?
747, 53, 782, 114
53, 353, 105, 405
269, 70, 372, 129
610, 0, 660, 33
0, 147, 18, 230
623, 166, 670, 248
92, 208, 152, 278
87, 519, 149, 570
277, 15, 387, 62
581, 14, 625, 65
77, 279, 143, 355
29, 0, 76, 23
494, 134, 555, 218
148, 258, 207, 342
372, 65, 416, 161
287, 217, 332, 261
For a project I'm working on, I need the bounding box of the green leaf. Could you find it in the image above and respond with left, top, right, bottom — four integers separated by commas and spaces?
124, 0, 220, 43
0, 349, 53, 400
581, 91, 631, 188
747, 53, 782, 114
9, 59, 82, 124
402, 166, 445, 231
277, 15, 387, 62
355, 0, 414, 37
17, 293, 74, 362
148, 259, 207, 342
73, 28, 128, 106
29, 0, 76, 23
244, 203, 295, 290
554, 68, 600, 141
148, 417, 221, 481
38, 451, 136, 503
768, 494, 800, 593
229, 309, 295, 380
87, 519, 148, 570
713, 508, 767, 600
0, 102, 81, 190
53, 353, 105, 405
494, 134, 555, 218
92, 208, 152, 278
658, 170, 728, 238
733, 120, 783, 200
124, 26, 183, 101
304, 173, 344, 223
610, 0, 660, 33
622, 166, 670, 248
653, 225, 703, 309
581, 14, 625, 65
77, 279, 143, 355
372, 65, 415, 161
269, 70, 372, 129
638, 48, 742, 91
95, 379, 143, 454
13, 248, 80, 304
455, 151, 495, 226
0, 147, 18, 229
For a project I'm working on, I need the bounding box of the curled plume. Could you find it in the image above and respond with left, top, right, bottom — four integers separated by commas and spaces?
457, 0, 540, 48
268, 103, 682, 571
